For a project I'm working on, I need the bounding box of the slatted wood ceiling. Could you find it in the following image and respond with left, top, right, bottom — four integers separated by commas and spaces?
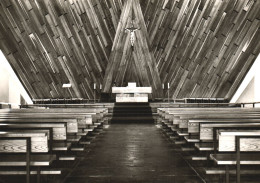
0, 0, 259, 100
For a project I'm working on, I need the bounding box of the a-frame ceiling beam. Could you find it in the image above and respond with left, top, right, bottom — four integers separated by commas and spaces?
102, 0, 162, 97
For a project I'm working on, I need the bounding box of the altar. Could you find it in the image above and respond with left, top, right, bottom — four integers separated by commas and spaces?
112, 82, 152, 102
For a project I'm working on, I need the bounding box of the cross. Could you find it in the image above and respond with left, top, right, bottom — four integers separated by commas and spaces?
125, 26, 139, 47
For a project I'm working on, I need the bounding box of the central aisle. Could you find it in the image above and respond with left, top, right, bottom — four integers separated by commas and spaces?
64, 124, 203, 183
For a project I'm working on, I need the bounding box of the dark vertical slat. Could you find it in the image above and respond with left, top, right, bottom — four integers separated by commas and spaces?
26, 138, 31, 183
236, 136, 241, 183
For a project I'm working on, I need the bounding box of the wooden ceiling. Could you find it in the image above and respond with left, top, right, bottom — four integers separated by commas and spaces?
102, 0, 163, 98
0, 0, 260, 100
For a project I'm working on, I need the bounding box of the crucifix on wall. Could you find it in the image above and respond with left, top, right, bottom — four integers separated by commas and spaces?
125, 22, 139, 48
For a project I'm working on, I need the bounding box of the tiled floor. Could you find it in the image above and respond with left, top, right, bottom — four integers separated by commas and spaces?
64, 124, 204, 183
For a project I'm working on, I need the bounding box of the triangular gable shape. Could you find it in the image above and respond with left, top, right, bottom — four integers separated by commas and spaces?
0, 50, 32, 105
102, 0, 162, 98
230, 53, 260, 103
121, 52, 142, 86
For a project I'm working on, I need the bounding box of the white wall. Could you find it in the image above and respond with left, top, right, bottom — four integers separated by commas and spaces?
230, 53, 260, 106
0, 50, 32, 106
236, 77, 255, 103
0, 66, 9, 103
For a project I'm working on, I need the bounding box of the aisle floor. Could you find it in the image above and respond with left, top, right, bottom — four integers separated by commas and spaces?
64, 124, 203, 183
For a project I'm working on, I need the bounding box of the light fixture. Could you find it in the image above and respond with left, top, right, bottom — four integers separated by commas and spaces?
62, 83, 71, 88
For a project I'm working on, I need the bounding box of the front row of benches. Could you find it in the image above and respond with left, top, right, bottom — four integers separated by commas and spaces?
157, 107, 260, 183
0, 107, 109, 183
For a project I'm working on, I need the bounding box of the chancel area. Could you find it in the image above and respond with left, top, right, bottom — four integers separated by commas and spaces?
0, 0, 260, 182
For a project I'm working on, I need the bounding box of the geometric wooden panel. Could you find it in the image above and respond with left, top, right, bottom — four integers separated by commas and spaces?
102, 0, 162, 98
0, 0, 260, 100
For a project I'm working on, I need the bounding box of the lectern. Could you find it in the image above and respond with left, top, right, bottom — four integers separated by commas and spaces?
112, 82, 152, 102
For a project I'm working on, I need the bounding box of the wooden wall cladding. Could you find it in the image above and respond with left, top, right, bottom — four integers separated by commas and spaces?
0, 0, 259, 100
143, 0, 260, 99
0, 0, 124, 99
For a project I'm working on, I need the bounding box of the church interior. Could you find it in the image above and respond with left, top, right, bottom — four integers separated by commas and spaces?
0, 0, 260, 182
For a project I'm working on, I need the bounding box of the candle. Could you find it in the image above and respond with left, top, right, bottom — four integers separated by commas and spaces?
168, 83, 170, 89
100, 84, 102, 89
162, 83, 164, 89
94, 83, 96, 89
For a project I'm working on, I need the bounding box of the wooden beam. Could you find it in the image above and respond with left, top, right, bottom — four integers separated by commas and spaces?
102, 0, 162, 97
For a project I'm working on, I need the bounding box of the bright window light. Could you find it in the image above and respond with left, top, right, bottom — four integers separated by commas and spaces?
0, 50, 33, 104
230, 53, 260, 103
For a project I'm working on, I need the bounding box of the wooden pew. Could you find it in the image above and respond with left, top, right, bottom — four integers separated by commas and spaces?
0, 112, 106, 134
0, 114, 92, 136
0, 118, 78, 133
181, 114, 260, 129
158, 107, 260, 121
0, 123, 67, 141
0, 108, 108, 123
0, 127, 72, 153
0, 137, 57, 183
0, 111, 106, 137
210, 133, 260, 183
156, 107, 252, 126
218, 131, 260, 152
190, 121, 260, 152
201, 122, 260, 142
0, 116, 87, 151
0, 107, 108, 183
0, 113, 93, 125
0, 124, 72, 152
157, 107, 260, 182
0, 112, 103, 150
161, 110, 260, 135
190, 121, 260, 158
184, 115, 260, 155
158, 108, 260, 135
172, 111, 260, 128
188, 118, 260, 134
157, 108, 260, 152
0, 131, 49, 153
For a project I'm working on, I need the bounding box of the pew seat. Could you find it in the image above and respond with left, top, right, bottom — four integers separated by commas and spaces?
52, 142, 71, 151
184, 136, 200, 142
0, 154, 56, 166
67, 135, 81, 142
0, 123, 67, 141
205, 167, 260, 175
84, 128, 94, 132
191, 156, 207, 161
58, 156, 76, 161
0, 167, 61, 175
171, 126, 178, 131
195, 143, 214, 151
176, 130, 188, 136
210, 153, 260, 165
